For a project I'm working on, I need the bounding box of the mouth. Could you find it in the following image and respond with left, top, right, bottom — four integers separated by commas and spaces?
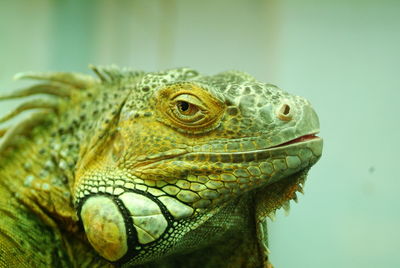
270, 133, 320, 149
128, 133, 322, 171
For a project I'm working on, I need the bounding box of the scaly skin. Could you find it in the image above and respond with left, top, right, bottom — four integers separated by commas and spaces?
0, 66, 322, 267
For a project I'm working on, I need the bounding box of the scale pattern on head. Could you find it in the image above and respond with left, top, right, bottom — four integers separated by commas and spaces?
68, 66, 323, 265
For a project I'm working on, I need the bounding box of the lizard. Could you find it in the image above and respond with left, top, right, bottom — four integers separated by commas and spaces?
0, 65, 322, 267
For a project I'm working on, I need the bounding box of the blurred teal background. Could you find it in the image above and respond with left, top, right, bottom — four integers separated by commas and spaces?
1, 0, 399, 267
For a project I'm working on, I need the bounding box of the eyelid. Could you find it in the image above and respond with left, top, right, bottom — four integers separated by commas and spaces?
172, 94, 207, 110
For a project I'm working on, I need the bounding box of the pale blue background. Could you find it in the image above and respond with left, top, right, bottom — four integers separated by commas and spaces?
1, 1, 399, 267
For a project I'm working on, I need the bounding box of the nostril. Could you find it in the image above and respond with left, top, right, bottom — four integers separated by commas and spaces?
277, 101, 293, 121
282, 104, 290, 115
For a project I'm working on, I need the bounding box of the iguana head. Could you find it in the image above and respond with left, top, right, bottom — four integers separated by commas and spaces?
72, 67, 322, 265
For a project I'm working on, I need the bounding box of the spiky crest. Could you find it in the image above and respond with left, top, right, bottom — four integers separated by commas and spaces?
89, 64, 144, 83
0, 68, 103, 154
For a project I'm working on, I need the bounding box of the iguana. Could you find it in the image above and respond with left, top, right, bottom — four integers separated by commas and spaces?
0, 66, 322, 267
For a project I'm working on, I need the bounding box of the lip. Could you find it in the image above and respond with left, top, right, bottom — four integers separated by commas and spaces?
270, 133, 320, 149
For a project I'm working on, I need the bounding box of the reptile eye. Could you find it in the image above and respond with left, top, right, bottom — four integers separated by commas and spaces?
176, 101, 198, 116
170, 94, 205, 124
157, 84, 225, 133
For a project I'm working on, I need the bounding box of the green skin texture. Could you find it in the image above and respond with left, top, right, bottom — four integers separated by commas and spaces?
0, 66, 322, 267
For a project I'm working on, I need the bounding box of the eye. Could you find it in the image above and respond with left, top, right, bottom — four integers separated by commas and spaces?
176, 101, 199, 116
157, 84, 225, 133
170, 94, 206, 124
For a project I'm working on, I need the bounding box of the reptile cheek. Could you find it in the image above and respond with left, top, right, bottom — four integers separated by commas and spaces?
119, 192, 168, 244
78, 189, 172, 264
80, 196, 128, 262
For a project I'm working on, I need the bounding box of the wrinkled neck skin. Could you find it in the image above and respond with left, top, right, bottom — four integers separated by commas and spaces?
134, 194, 266, 268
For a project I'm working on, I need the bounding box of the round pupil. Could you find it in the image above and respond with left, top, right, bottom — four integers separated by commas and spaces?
179, 101, 190, 112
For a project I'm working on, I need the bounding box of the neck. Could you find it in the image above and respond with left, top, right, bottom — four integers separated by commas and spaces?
139, 194, 266, 267
0, 120, 107, 266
